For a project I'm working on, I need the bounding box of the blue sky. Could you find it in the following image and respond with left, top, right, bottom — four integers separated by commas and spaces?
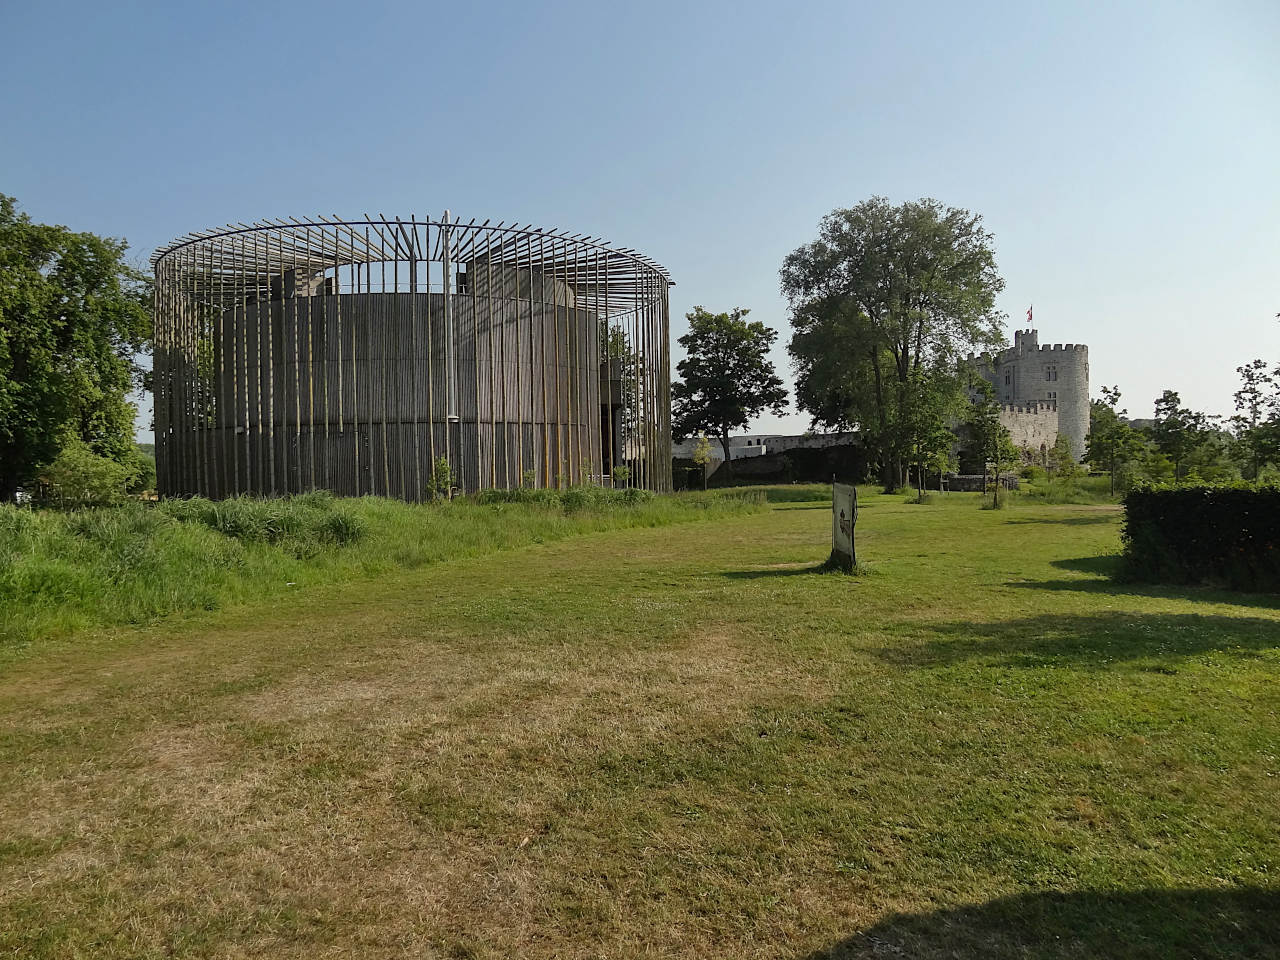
3, 0, 1277, 438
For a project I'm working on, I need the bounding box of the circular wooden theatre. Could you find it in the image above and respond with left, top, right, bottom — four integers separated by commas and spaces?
152, 215, 673, 498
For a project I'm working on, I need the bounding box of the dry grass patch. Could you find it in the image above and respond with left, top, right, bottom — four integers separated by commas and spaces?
1, 492, 1277, 958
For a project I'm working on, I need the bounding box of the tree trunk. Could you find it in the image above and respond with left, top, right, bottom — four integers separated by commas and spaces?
880, 460, 894, 494
871, 351, 893, 494
882, 458, 905, 494
719, 433, 733, 485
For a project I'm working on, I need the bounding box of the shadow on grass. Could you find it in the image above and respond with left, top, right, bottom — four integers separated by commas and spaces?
722, 563, 832, 579
1003, 515, 1118, 526
804, 887, 1279, 959
1009, 556, 1280, 610
877, 611, 1280, 669
1052, 555, 1123, 575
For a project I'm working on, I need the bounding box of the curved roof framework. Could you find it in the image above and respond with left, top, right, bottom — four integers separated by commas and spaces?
151, 215, 673, 315
151, 213, 674, 499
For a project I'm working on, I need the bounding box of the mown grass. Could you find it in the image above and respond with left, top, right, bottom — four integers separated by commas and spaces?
0, 488, 764, 653
0, 490, 1276, 958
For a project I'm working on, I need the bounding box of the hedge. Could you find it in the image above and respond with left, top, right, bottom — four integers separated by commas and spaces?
1121, 483, 1280, 591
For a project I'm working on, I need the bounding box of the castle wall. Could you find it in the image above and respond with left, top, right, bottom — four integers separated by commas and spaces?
1051, 344, 1089, 459
999, 401, 1059, 456
966, 327, 1090, 460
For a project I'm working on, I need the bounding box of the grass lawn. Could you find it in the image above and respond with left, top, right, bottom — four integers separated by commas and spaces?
1, 490, 1276, 958
0, 489, 762, 651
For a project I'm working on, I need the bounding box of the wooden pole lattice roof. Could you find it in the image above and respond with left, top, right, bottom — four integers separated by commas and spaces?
151, 215, 673, 314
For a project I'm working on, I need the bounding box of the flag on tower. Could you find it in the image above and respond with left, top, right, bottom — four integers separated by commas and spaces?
1026, 305, 1033, 324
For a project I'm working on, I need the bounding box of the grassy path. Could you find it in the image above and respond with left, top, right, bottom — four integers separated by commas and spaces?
2, 493, 1277, 958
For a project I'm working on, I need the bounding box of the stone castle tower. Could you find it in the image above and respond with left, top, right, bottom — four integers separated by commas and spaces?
967, 328, 1090, 460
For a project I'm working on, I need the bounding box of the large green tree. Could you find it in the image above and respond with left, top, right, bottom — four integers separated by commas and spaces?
901, 365, 963, 501
671, 307, 787, 466
1086, 385, 1145, 496
1230, 358, 1280, 480
0, 196, 150, 500
1151, 389, 1215, 482
964, 377, 1018, 507
782, 197, 1005, 491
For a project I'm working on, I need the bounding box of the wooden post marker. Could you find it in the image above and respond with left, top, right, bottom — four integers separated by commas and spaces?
830, 479, 858, 571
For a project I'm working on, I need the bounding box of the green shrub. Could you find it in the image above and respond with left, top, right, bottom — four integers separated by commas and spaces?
38, 441, 135, 506
1121, 482, 1280, 591
428, 457, 455, 500
123, 446, 157, 493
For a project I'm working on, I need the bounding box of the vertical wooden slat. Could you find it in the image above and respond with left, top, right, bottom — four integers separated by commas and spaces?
572, 244, 581, 483
153, 258, 166, 495
236, 235, 248, 494
513, 229, 525, 484
404, 217, 422, 500
379, 223, 391, 497
152, 219, 672, 500
424, 221, 437, 485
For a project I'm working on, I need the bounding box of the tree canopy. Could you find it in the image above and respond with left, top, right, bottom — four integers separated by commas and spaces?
1230, 358, 1280, 479
964, 377, 1018, 507
1085, 385, 1145, 495
0, 196, 151, 499
1151, 389, 1217, 482
782, 197, 1005, 491
671, 307, 787, 464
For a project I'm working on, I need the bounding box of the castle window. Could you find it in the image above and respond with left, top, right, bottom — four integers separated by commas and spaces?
1045, 365, 1057, 382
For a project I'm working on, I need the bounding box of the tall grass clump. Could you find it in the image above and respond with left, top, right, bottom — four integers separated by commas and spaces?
158, 493, 367, 554
0, 488, 764, 653
472, 484, 656, 511
713, 484, 831, 504
1015, 473, 1117, 505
